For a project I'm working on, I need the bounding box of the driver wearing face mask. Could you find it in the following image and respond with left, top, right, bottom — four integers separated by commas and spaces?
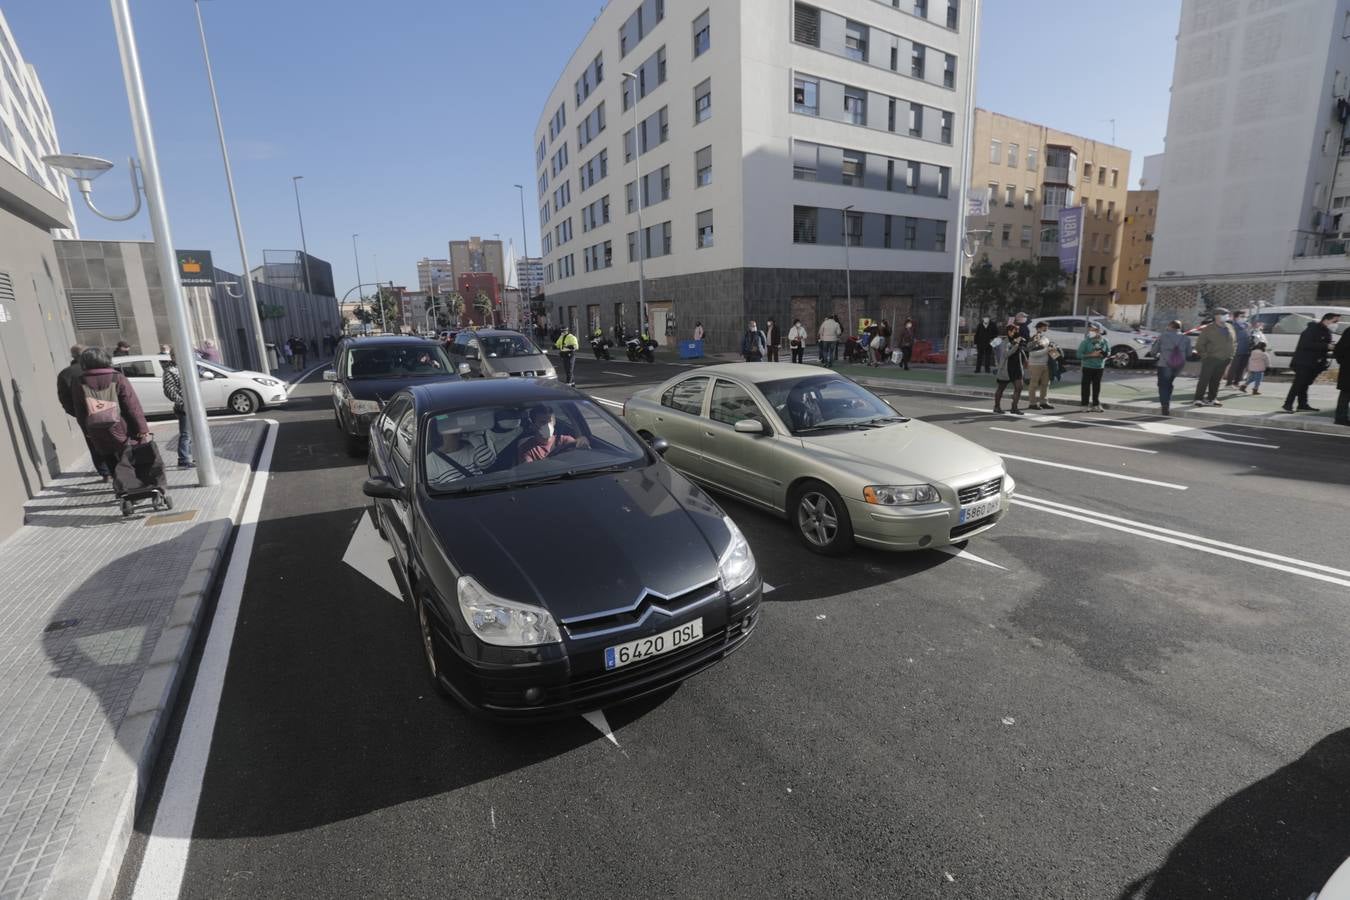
518, 405, 590, 463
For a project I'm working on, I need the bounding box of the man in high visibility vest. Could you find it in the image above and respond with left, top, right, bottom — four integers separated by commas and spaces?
555, 326, 579, 385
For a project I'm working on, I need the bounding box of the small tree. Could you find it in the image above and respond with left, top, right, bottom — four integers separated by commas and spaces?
962, 258, 1002, 320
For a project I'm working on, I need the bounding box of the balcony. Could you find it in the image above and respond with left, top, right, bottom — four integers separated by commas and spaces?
1039, 241, 1059, 257
1041, 203, 1065, 221
1044, 165, 1077, 186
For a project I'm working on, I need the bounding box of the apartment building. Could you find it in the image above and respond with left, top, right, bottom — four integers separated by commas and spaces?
968, 109, 1130, 316
533, 0, 973, 350
449, 237, 505, 288
1149, 0, 1350, 324
517, 256, 544, 296
1118, 189, 1156, 320
416, 257, 452, 295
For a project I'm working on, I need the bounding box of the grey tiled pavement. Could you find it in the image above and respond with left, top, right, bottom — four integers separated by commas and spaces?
0, 420, 264, 900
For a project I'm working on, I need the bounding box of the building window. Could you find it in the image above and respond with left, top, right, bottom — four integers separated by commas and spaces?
1097, 166, 1106, 185
843, 88, 866, 125
845, 210, 863, 246
1104, 233, 1113, 252
1090, 232, 1100, 251
697, 209, 714, 248
1007, 143, 1019, 167
947, 0, 959, 29
1086, 266, 1095, 286
1004, 185, 1015, 207
1020, 225, 1031, 248
914, 0, 928, 16
693, 10, 710, 57
1023, 188, 1034, 209
911, 44, 925, 79
696, 145, 712, 186
941, 111, 952, 144
1107, 200, 1116, 220
844, 20, 868, 61
1026, 147, 1038, 170
793, 77, 819, 115
989, 139, 1001, 163
626, 180, 638, 213
842, 150, 864, 186
793, 3, 820, 46
907, 160, 921, 193
694, 78, 712, 123
1095, 198, 1103, 217
986, 181, 998, 205
935, 220, 947, 252
1110, 168, 1119, 188
943, 54, 956, 88
1084, 162, 1093, 179
903, 217, 917, 250
793, 205, 818, 244
1001, 224, 1011, 247
909, 103, 923, 136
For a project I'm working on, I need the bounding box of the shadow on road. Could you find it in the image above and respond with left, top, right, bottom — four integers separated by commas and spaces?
1119, 729, 1350, 899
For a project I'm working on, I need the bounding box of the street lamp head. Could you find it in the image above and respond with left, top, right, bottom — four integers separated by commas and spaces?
622, 71, 638, 81
292, 175, 303, 182
843, 204, 855, 212
42, 153, 115, 183
513, 183, 523, 190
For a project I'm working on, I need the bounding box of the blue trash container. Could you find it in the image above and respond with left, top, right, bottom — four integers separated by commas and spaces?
678, 339, 703, 359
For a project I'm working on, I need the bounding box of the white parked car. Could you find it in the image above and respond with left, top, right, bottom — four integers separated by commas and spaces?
109, 354, 288, 416
1029, 315, 1158, 368
1247, 305, 1350, 372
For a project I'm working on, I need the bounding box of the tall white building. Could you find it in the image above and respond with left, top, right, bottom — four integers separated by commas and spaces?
533, 0, 972, 350
517, 255, 544, 296
1148, 0, 1350, 324
0, 13, 76, 237
416, 257, 452, 294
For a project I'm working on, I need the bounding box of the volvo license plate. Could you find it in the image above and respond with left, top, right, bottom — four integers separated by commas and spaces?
959, 497, 1001, 523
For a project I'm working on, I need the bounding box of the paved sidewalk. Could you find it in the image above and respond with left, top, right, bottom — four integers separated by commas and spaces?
0, 419, 267, 900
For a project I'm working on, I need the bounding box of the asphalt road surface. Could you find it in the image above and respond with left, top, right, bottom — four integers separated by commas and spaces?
118, 354, 1350, 900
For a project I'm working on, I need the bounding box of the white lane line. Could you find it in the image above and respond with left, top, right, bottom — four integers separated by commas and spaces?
995, 452, 1187, 490
602, 370, 635, 378
582, 709, 620, 747
284, 360, 328, 390
1013, 496, 1350, 590
1016, 493, 1350, 582
988, 426, 1158, 454
952, 406, 1279, 449
936, 545, 1007, 570
592, 397, 625, 409
132, 421, 279, 900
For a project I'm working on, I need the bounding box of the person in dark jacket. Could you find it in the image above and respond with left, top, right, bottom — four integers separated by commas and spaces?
161, 353, 193, 468
1334, 329, 1349, 426
741, 321, 767, 362
113, 341, 132, 357
74, 347, 150, 479
1282, 313, 1340, 413
973, 316, 998, 373
764, 319, 781, 362
56, 344, 111, 480
897, 318, 916, 370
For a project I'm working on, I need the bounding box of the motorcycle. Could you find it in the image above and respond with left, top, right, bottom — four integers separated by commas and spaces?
625, 334, 656, 363
591, 335, 613, 360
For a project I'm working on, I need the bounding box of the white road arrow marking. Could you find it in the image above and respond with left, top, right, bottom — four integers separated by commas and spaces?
936, 545, 1007, 570
762, 582, 777, 593
342, 509, 402, 601
582, 709, 620, 746
952, 405, 1278, 449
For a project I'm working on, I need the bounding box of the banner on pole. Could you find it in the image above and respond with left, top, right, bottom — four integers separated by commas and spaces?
966, 190, 989, 218
1057, 207, 1083, 273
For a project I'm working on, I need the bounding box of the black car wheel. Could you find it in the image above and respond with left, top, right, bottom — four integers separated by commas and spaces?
790, 481, 853, 556
415, 593, 453, 697
228, 389, 258, 414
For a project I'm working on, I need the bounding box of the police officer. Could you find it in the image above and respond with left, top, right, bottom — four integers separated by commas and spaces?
555, 325, 579, 385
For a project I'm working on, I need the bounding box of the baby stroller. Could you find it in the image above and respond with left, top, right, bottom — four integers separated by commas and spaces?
113, 438, 172, 517
843, 336, 869, 364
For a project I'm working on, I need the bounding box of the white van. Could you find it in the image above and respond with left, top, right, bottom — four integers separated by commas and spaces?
1247, 306, 1349, 371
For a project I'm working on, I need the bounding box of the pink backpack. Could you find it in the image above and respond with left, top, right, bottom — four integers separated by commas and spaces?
83, 381, 128, 450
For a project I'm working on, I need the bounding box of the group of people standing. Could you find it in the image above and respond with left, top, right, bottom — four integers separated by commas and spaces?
990, 317, 1099, 415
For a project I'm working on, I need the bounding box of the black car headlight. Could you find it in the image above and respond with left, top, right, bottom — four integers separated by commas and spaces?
718, 517, 756, 592
456, 575, 561, 647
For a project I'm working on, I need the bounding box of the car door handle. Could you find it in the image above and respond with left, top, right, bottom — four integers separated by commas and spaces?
704, 431, 716, 438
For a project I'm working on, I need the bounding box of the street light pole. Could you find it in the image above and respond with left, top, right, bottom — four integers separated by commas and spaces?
352, 233, 365, 332
622, 72, 648, 337
514, 183, 533, 331
108, 0, 217, 485
192, 0, 268, 374
843, 204, 854, 335
945, 0, 982, 387
291, 175, 313, 296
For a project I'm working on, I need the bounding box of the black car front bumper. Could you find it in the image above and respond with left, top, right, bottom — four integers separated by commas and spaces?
432, 578, 763, 720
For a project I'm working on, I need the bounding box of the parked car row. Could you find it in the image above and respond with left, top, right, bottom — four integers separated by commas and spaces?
331, 338, 1010, 720
1028, 316, 1159, 368
110, 354, 288, 416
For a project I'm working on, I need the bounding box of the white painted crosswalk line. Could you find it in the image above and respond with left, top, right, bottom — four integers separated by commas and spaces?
953, 405, 1278, 449
994, 452, 1188, 490
988, 426, 1158, 454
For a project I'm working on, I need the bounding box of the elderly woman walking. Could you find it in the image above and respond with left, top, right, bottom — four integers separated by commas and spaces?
73, 346, 150, 481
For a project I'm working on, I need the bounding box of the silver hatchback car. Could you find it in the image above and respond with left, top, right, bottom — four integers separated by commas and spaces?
448, 329, 556, 380
623, 364, 1014, 555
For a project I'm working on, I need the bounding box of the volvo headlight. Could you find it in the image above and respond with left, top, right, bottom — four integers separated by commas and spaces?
348, 397, 381, 414
456, 575, 561, 647
718, 516, 756, 592
863, 484, 941, 505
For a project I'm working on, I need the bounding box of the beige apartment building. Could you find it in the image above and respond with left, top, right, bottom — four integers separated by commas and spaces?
449, 237, 505, 287
1118, 189, 1157, 322
969, 109, 1130, 315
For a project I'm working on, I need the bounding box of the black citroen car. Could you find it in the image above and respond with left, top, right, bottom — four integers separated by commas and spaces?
325, 336, 459, 456
361, 378, 761, 718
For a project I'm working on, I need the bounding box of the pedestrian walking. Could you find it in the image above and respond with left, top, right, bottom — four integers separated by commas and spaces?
291, 336, 307, 369
1239, 342, 1269, 395
1078, 322, 1111, 412
973, 316, 998, 373
817, 315, 841, 366
113, 341, 132, 357
554, 325, 579, 384
788, 319, 808, 364
1282, 312, 1340, 413
1224, 310, 1252, 386
993, 325, 1027, 415
56, 344, 112, 481
1013, 312, 1031, 341
280, 339, 293, 369
693, 321, 705, 342
878, 319, 892, 364
1022, 320, 1056, 410
765, 319, 781, 362
741, 320, 767, 362
1153, 320, 1192, 415
161, 353, 194, 468
1334, 328, 1350, 426
864, 321, 883, 367
897, 318, 915, 370
198, 339, 223, 363
73, 346, 149, 481
1192, 308, 1236, 407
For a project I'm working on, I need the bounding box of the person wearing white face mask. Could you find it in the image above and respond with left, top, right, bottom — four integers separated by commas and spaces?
741, 320, 767, 362
973, 315, 999, 373
1193, 308, 1236, 407
518, 406, 590, 463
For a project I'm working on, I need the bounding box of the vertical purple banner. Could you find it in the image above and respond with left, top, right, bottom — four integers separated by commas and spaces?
1057, 207, 1083, 273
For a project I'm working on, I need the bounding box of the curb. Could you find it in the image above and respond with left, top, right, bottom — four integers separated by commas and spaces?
44, 419, 271, 900
848, 374, 1350, 437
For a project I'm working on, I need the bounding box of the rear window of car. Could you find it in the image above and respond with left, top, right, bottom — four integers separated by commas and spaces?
115, 360, 157, 378
662, 377, 708, 415
345, 344, 452, 378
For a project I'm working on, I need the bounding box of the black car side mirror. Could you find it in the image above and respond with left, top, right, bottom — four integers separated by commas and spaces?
362, 475, 404, 500
648, 436, 670, 456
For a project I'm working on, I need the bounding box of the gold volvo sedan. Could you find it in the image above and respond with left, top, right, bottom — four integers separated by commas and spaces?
622, 364, 1014, 555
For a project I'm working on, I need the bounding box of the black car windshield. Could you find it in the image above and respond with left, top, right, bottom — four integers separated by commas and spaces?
346, 345, 452, 379
759, 374, 905, 434
423, 398, 647, 494
478, 334, 541, 357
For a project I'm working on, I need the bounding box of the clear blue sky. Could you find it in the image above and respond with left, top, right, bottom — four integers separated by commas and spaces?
4, 0, 1179, 297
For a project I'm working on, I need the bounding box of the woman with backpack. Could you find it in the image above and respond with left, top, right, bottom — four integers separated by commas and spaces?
1154, 320, 1192, 416
73, 347, 149, 479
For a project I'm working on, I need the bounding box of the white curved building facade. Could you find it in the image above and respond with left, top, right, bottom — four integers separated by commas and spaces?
533, 0, 973, 350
